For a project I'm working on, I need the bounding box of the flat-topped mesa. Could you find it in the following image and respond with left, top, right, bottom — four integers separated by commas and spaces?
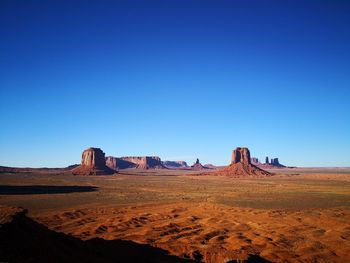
105, 156, 136, 170
105, 156, 166, 170
72, 148, 115, 175
119, 156, 165, 169
105, 156, 118, 171
163, 161, 188, 168
231, 147, 251, 165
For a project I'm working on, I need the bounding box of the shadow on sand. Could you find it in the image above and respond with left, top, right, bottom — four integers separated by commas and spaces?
0, 185, 98, 195
0, 208, 272, 263
0, 209, 192, 263
0, 210, 269, 263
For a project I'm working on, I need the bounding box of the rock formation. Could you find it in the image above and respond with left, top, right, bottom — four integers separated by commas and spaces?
209, 147, 271, 177
105, 156, 166, 170
72, 148, 115, 175
256, 156, 286, 168
106, 157, 137, 170
232, 147, 251, 165
163, 161, 188, 169
106, 156, 166, 170
265, 156, 269, 164
251, 158, 259, 164
270, 158, 280, 166
121, 156, 165, 169
191, 158, 207, 170
105, 156, 118, 171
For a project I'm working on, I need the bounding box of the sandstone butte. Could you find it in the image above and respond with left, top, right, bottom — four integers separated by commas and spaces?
209, 147, 271, 177
72, 148, 115, 176
252, 156, 286, 169
191, 158, 208, 170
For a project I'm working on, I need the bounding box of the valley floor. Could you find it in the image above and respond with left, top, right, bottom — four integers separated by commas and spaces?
1, 168, 350, 262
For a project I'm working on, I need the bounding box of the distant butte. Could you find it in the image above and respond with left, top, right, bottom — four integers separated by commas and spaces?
72, 148, 115, 175
191, 158, 208, 170
210, 147, 271, 177
252, 156, 288, 169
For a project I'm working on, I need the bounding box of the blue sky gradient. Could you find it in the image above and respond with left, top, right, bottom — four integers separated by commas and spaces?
1, 0, 350, 167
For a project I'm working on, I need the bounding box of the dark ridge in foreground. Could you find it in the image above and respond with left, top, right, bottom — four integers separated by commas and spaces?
0, 206, 272, 263
0, 207, 192, 263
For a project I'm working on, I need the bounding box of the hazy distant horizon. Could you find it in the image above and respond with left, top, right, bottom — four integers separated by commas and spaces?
1, 0, 350, 167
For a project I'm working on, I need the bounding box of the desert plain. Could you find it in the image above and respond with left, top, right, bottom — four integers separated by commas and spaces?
1, 168, 350, 263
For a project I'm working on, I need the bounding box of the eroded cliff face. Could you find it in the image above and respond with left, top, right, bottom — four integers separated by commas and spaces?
121, 156, 164, 169
105, 156, 165, 170
105, 156, 118, 171
231, 147, 251, 165
210, 147, 271, 177
72, 148, 115, 175
81, 148, 106, 167
270, 158, 281, 166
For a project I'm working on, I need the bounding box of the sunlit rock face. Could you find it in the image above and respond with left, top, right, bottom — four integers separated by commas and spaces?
231, 147, 251, 165
81, 148, 106, 167
72, 147, 115, 175
207, 147, 271, 177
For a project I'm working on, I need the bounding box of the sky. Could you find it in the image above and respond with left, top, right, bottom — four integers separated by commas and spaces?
0, 0, 350, 167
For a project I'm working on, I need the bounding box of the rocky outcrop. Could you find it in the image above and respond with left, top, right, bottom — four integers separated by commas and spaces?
232, 147, 251, 165
191, 158, 208, 170
72, 148, 115, 175
163, 161, 188, 169
208, 147, 271, 177
105, 156, 118, 171
270, 158, 280, 166
105, 156, 167, 170
254, 156, 286, 168
121, 156, 165, 169
106, 157, 137, 170
80, 148, 106, 167
117, 156, 166, 169
251, 158, 259, 164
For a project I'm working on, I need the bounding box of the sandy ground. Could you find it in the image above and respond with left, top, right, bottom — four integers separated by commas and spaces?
1, 168, 350, 262
38, 202, 350, 263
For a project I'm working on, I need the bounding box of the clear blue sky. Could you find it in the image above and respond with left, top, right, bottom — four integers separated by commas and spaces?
1, 0, 349, 167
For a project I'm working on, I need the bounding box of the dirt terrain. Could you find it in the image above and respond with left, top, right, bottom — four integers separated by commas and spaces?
1, 168, 350, 262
